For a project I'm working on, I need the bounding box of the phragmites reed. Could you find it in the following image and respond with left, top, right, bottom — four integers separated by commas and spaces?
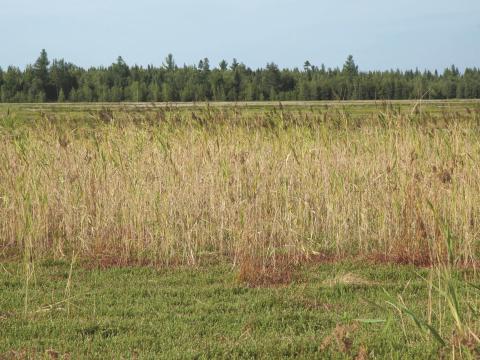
0, 103, 479, 268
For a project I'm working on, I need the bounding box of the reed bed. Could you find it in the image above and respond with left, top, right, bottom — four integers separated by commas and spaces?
1, 104, 479, 267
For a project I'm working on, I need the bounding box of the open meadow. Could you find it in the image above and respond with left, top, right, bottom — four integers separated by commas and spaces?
1, 100, 480, 358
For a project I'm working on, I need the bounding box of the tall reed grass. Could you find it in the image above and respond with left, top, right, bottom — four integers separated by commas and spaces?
1, 104, 479, 267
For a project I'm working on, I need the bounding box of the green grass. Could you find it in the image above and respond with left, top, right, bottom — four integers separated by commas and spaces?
1, 260, 476, 359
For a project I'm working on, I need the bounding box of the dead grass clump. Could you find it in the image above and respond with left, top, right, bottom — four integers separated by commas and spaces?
322, 273, 375, 287
438, 168, 453, 184
320, 323, 359, 355
370, 252, 432, 267
237, 255, 296, 287
355, 346, 369, 360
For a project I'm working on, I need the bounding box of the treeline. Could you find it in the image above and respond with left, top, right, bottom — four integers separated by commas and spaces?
1, 50, 480, 102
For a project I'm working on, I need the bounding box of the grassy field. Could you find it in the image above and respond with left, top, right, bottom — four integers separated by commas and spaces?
1, 100, 480, 358
1, 259, 479, 359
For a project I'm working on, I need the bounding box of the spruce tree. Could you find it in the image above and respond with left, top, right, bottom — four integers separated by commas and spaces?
342, 55, 358, 78
58, 88, 65, 102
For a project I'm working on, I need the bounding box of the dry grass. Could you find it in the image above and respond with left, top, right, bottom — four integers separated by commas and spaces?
1, 105, 479, 268
320, 323, 359, 355
322, 273, 375, 287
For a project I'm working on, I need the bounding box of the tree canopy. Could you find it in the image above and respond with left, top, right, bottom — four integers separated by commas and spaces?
1, 50, 479, 102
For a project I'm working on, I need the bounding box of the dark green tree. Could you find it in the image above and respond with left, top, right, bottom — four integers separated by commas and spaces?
163, 54, 176, 71
0, 50, 478, 102
342, 55, 358, 77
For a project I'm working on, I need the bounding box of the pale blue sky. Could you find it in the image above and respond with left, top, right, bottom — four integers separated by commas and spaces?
1, 0, 479, 71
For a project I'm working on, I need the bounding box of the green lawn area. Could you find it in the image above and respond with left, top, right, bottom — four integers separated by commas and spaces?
2, 260, 477, 359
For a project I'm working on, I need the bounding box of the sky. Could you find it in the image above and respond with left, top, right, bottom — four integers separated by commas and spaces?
1, 0, 479, 71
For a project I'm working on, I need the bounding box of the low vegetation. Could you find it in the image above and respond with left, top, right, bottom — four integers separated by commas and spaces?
0, 101, 479, 358
1, 260, 479, 358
